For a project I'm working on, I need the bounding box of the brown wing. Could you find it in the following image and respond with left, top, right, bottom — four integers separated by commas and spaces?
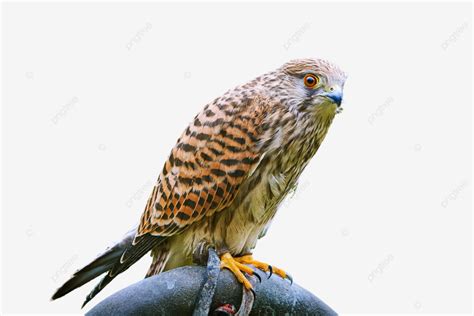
137, 96, 271, 237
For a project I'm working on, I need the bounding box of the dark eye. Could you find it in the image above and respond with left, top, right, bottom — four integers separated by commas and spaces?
303, 74, 319, 88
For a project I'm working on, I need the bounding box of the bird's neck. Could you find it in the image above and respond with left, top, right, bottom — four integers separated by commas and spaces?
258, 103, 336, 174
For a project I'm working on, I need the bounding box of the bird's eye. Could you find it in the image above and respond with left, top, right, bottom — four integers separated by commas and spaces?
303, 74, 319, 88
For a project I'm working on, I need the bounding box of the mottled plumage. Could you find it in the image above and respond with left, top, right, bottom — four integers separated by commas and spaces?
52, 58, 346, 307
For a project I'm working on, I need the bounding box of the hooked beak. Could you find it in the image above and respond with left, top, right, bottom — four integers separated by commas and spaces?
320, 89, 343, 107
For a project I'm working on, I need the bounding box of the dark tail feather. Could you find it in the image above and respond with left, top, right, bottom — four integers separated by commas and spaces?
51, 227, 137, 300
81, 234, 165, 308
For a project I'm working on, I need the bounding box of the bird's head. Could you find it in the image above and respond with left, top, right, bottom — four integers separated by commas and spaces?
266, 58, 347, 115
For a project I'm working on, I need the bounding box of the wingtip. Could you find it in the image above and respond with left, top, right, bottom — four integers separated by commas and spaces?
51, 290, 62, 301
81, 297, 91, 309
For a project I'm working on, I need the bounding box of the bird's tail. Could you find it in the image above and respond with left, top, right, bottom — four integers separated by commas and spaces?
51, 227, 164, 307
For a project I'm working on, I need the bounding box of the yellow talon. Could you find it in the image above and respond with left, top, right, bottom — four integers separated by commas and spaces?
220, 253, 254, 290
220, 253, 292, 290
234, 255, 290, 280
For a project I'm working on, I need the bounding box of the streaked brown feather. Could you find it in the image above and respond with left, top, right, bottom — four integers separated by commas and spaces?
138, 96, 270, 238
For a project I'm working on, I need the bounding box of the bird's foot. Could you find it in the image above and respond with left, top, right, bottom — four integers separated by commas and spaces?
220, 253, 256, 291
234, 255, 293, 284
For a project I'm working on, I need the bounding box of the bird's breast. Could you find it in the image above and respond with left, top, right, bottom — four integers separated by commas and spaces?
174, 108, 336, 260
216, 139, 314, 255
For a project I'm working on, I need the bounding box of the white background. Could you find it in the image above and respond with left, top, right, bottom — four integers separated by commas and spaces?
1, 2, 472, 314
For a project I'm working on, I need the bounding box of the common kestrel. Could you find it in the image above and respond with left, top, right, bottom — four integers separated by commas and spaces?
52, 58, 346, 307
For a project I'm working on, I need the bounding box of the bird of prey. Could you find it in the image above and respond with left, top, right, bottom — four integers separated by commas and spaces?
52, 58, 346, 307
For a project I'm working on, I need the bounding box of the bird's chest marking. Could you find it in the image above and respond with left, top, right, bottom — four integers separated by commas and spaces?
237, 149, 306, 225
247, 170, 287, 221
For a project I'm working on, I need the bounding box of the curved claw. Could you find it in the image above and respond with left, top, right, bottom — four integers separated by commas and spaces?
267, 265, 273, 279
236, 284, 256, 316
253, 271, 262, 283
249, 287, 256, 300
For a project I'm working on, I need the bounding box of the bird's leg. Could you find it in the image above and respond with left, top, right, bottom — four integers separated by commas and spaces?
193, 240, 212, 266
234, 255, 293, 284
219, 252, 256, 291
194, 246, 258, 315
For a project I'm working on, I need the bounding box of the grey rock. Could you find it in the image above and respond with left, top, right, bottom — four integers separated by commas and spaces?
87, 266, 337, 316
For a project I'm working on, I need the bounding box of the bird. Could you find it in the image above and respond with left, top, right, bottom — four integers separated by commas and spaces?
51, 58, 346, 308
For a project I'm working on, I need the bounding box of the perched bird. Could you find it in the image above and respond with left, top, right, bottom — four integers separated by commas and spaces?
52, 58, 346, 307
